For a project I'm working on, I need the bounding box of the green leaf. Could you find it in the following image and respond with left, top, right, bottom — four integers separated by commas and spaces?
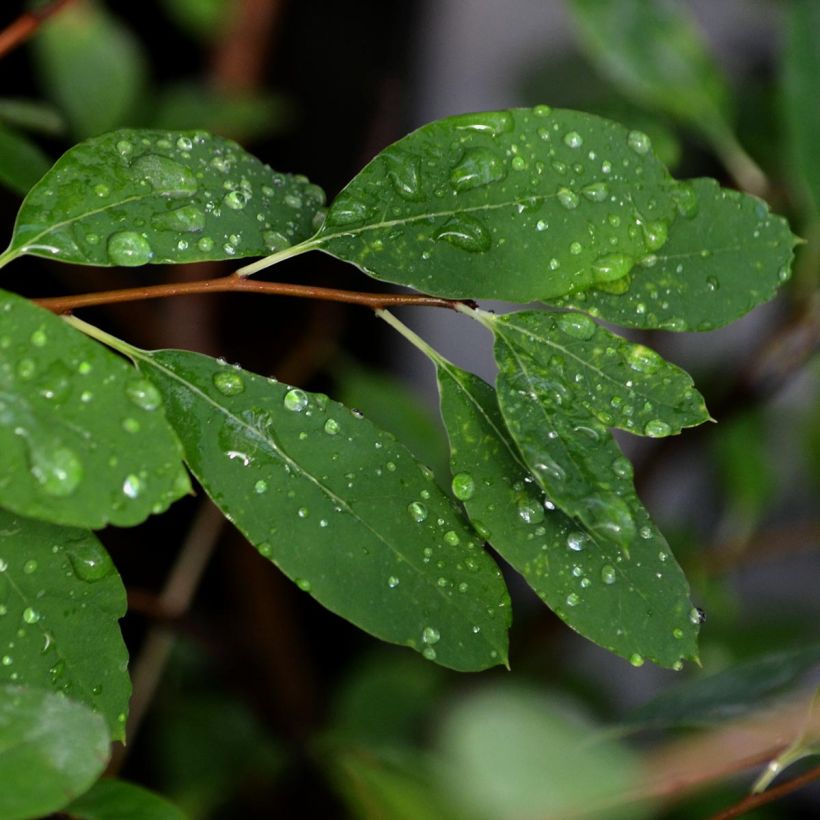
553, 179, 795, 331
3, 129, 325, 268
782, 0, 820, 217
136, 349, 510, 672
435, 360, 697, 668
315, 106, 689, 301
0, 124, 51, 196
0, 685, 110, 820
0, 98, 64, 136
0, 510, 130, 739
624, 641, 820, 729
565, 0, 732, 147
160, 0, 231, 41
0, 291, 190, 528
65, 778, 186, 820
33, 0, 147, 139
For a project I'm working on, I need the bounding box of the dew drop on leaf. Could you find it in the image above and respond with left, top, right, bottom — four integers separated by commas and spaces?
557, 312, 596, 340
407, 501, 428, 523
323, 418, 340, 436
263, 230, 291, 252
557, 187, 579, 210
434, 215, 491, 252
283, 388, 309, 412
644, 419, 671, 437
131, 153, 198, 197
563, 131, 583, 149
591, 253, 634, 284
627, 130, 652, 155
629, 653, 645, 667
107, 231, 153, 266
212, 371, 245, 396
600, 565, 617, 584
450, 147, 507, 192
125, 379, 162, 411
451, 472, 476, 501
30, 445, 83, 497
517, 497, 545, 525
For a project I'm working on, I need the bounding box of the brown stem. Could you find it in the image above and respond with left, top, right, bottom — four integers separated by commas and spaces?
0, 0, 75, 60
34, 274, 471, 314
710, 762, 820, 820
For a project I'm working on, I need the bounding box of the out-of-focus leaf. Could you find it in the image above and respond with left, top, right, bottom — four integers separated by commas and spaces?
554, 179, 795, 331
0, 124, 51, 196
623, 641, 820, 729
436, 685, 647, 820
160, 0, 231, 41
0, 685, 110, 820
151, 83, 289, 141
3, 129, 325, 267
33, 0, 147, 139
782, 0, 820, 217
0, 510, 130, 740
66, 779, 186, 820
0, 290, 190, 529
0, 98, 64, 136
136, 349, 511, 672
435, 360, 698, 668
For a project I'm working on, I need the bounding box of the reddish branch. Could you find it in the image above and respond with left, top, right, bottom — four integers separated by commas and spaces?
0, 0, 75, 60
35, 274, 472, 313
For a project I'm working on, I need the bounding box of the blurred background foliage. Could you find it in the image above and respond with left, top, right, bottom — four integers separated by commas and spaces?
0, 0, 818, 817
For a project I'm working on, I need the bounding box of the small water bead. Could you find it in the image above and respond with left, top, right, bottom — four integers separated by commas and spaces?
254, 480, 268, 494
517, 498, 545, 525
706, 276, 720, 291
451, 472, 476, 501
213, 371, 245, 396
671, 182, 699, 218
511, 155, 526, 171
549, 258, 560, 270
408, 501, 428, 523
176, 136, 194, 151
30, 328, 47, 347
22, 607, 40, 625
626, 345, 661, 374
627, 130, 652, 155
443, 530, 460, 546
535, 220, 548, 232
323, 418, 341, 437
297, 507, 309, 519
629, 653, 645, 667
107, 231, 153, 266
533, 104, 552, 117
263, 231, 291, 252
592, 253, 634, 284
639, 526, 652, 539
1, 656, 11, 667
569, 242, 583, 256
563, 131, 583, 149
295, 578, 311, 591
122, 474, 143, 499
644, 419, 671, 437
581, 181, 608, 202
557, 187, 579, 209
197, 236, 214, 252
422, 647, 437, 660
422, 626, 441, 645
30, 446, 83, 498
672, 628, 684, 639
452, 110, 513, 136
223, 190, 250, 210
16, 359, 36, 380
611, 457, 633, 479
126, 380, 162, 411
283, 388, 309, 412
600, 565, 617, 584
23, 560, 38, 575
152, 204, 206, 234
565, 592, 580, 607
116, 140, 133, 156
580, 494, 636, 545
387, 576, 400, 589
566, 531, 589, 552
557, 312, 596, 340
642, 220, 669, 252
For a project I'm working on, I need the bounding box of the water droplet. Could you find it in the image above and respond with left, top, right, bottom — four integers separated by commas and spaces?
383, 152, 423, 200
629, 653, 645, 667
176, 136, 193, 151
151, 204, 206, 234
434, 215, 491, 253
671, 182, 699, 218
213, 371, 245, 396
126, 380, 162, 411
689, 607, 706, 625
592, 253, 634, 284
452, 110, 513, 136
601, 565, 617, 584
263, 231, 291, 252
451, 472, 476, 501
611, 457, 633, 478
107, 231, 153, 266
627, 345, 661, 374
777, 265, 791, 283
581, 181, 608, 202
443, 530, 460, 546
450, 147, 507, 192
297, 507, 309, 519
563, 131, 583, 149
283, 388, 309, 412
642, 220, 669, 252
566, 531, 590, 551
131, 153, 198, 197
122, 474, 143, 499
387, 576, 400, 589
570, 241, 583, 255
557, 312, 596, 340
223, 189, 251, 210
30, 445, 83, 497
16, 358, 36, 380
1, 656, 11, 666
296, 578, 311, 591
557, 187, 579, 209
422, 626, 440, 645
22, 607, 40, 624
30, 328, 47, 347
254, 479, 268, 495
116, 140, 133, 156
706, 276, 719, 291
579, 494, 636, 545
197, 236, 214, 252
422, 647, 437, 660
672, 628, 684, 639
408, 501, 428, 523
533, 104, 552, 117
517, 498, 545, 525
644, 419, 671, 437
23, 559, 37, 574
627, 131, 651, 155
331, 198, 368, 226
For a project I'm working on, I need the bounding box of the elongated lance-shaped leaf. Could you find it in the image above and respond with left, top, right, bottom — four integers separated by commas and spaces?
0, 510, 130, 739
435, 360, 697, 668
0, 290, 190, 528
314, 106, 691, 301
0, 685, 110, 820
135, 349, 510, 672
2, 129, 325, 267
782, 0, 820, 217
66, 778, 187, 820
552, 179, 795, 331
566, 0, 733, 149
491, 310, 709, 436
0, 124, 51, 196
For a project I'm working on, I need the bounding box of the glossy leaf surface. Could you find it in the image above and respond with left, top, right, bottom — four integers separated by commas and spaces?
137, 350, 510, 671
66, 778, 186, 820
33, 0, 146, 139
0, 510, 130, 739
553, 179, 794, 330
316, 106, 684, 301
0, 291, 190, 528
566, 0, 732, 145
0, 124, 51, 196
782, 0, 820, 216
436, 361, 697, 667
0, 685, 109, 820
4, 129, 325, 266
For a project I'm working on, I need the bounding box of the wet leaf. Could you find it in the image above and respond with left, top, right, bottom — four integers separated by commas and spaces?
566, 0, 732, 147
315, 106, 683, 301
0, 290, 190, 529
3, 128, 325, 267
33, 0, 146, 139
0, 510, 130, 740
782, 0, 820, 217
136, 349, 510, 672
0, 685, 109, 820
436, 360, 697, 668
553, 179, 795, 330
0, 124, 51, 196
66, 778, 186, 820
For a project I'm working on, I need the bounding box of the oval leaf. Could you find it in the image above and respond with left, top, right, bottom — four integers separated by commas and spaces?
0, 290, 190, 528
66, 778, 186, 820
4, 129, 325, 266
436, 360, 697, 668
315, 106, 685, 301
136, 349, 510, 672
0, 685, 110, 820
553, 179, 795, 330
0, 510, 130, 739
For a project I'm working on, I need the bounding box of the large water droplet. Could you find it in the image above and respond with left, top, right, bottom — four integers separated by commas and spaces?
566, 531, 590, 551
408, 501, 428, 523
581, 181, 609, 202
68, 540, 114, 582
626, 345, 661, 374
434, 215, 491, 253
126, 380, 162, 411
223, 189, 251, 210
384, 152, 423, 200
151, 204, 206, 234
451, 472, 476, 501
517, 498, 545, 525
131, 153, 198, 197
557, 187, 579, 209
627, 131, 652, 155
592, 253, 634, 284
644, 419, 671, 437
107, 231, 153, 266
641, 220, 669, 252
421, 626, 441, 645
30, 445, 83, 497
629, 653, 645, 667
563, 131, 583, 149
283, 388, 309, 412
557, 312, 596, 340
22, 607, 40, 624
450, 147, 507, 192
452, 110, 513, 136
213, 371, 245, 396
